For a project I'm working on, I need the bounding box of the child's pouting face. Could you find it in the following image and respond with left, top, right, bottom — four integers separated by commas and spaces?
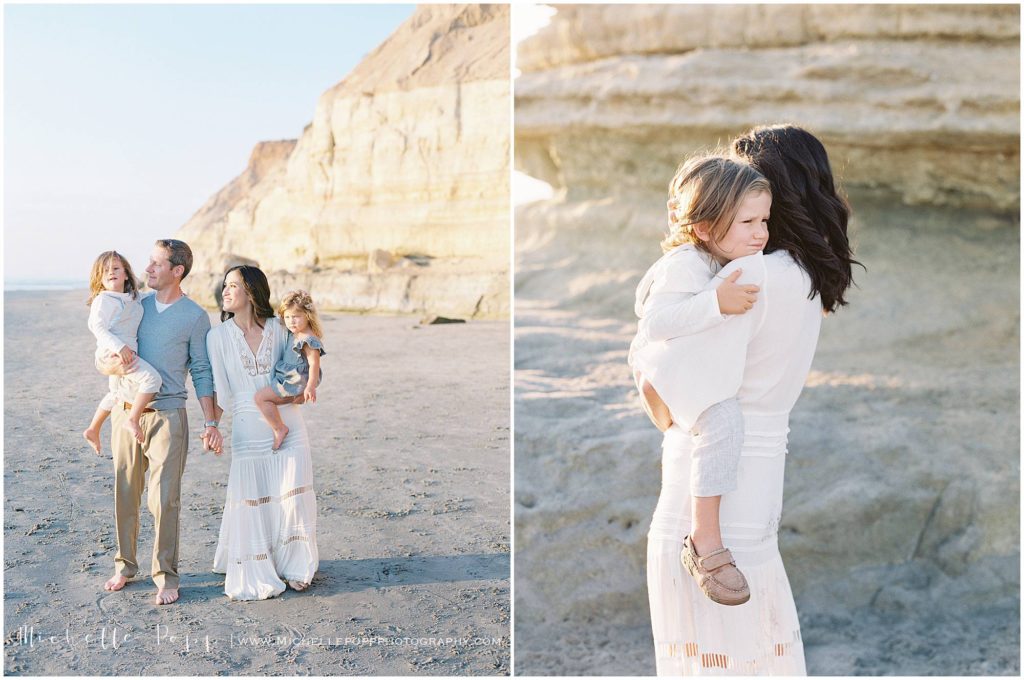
102, 257, 128, 293
283, 307, 310, 335
701, 190, 771, 265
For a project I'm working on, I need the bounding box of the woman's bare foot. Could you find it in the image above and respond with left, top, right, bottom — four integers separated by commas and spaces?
154, 588, 179, 605
83, 428, 102, 455
272, 426, 289, 451
124, 419, 145, 445
287, 580, 308, 591
103, 574, 127, 591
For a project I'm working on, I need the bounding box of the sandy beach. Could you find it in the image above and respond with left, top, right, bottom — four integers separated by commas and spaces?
3, 290, 510, 676
513, 191, 1019, 675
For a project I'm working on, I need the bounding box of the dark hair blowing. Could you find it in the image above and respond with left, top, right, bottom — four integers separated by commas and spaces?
731, 125, 862, 313
220, 265, 276, 324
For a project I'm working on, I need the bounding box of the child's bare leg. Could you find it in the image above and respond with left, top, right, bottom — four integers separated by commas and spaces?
255, 387, 296, 450
123, 392, 156, 445
639, 376, 673, 432
83, 407, 110, 455
690, 495, 725, 556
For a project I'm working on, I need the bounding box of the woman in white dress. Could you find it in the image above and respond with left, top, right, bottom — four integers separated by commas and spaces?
645, 125, 861, 675
207, 265, 319, 600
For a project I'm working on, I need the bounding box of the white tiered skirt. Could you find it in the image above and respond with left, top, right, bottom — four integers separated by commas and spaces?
647, 413, 806, 676
213, 393, 319, 600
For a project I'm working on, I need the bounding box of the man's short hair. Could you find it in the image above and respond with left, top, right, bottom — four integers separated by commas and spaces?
155, 239, 194, 280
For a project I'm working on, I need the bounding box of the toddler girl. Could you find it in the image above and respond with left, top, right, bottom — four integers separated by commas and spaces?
628, 154, 770, 606
82, 251, 163, 453
255, 290, 326, 450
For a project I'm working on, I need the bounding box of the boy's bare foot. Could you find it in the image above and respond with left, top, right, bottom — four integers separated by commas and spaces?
124, 419, 145, 445
83, 428, 102, 455
287, 580, 308, 591
103, 574, 127, 591
272, 426, 289, 451
154, 588, 179, 605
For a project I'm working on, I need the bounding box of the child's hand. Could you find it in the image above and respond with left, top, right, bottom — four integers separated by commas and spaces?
717, 269, 760, 315
303, 385, 317, 404
117, 346, 136, 366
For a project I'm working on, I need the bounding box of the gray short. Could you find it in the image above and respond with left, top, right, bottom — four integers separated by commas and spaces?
688, 397, 744, 497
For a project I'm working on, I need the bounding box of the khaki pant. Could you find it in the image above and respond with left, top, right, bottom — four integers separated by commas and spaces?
110, 406, 188, 590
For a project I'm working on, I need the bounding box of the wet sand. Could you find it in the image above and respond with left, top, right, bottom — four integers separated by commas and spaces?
3, 290, 510, 675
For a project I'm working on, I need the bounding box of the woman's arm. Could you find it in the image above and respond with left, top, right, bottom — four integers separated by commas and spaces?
206, 329, 233, 413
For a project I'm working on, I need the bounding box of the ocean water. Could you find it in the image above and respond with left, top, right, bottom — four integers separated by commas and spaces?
4, 279, 88, 291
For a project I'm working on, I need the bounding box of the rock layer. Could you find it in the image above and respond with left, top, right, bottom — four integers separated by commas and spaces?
177, 4, 510, 318
517, 5, 1020, 211
514, 4, 1020, 675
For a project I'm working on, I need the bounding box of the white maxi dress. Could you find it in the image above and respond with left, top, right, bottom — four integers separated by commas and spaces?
207, 316, 319, 600
646, 250, 822, 675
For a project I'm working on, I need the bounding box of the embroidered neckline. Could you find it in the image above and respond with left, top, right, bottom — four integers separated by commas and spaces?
229, 318, 274, 376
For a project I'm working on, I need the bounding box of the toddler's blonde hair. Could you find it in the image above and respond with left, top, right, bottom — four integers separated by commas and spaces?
86, 251, 139, 306
661, 153, 771, 254
278, 289, 323, 339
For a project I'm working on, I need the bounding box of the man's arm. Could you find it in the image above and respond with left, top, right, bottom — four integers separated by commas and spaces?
187, 313, 222, 453
97, 351, 137, 376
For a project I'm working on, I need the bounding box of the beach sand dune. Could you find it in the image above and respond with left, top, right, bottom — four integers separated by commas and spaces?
4, 290, 510, 676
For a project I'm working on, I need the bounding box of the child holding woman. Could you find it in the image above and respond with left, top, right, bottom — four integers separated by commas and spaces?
83, 251, 162, 453
254, 289, 326, 450
628, 154, 770, 606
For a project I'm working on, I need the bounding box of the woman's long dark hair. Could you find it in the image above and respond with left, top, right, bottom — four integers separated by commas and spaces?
220, 265, 275, 324
732, 124, 862, 313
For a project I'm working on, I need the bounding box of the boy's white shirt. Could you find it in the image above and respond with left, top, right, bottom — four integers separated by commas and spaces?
631, 244, 726, 356
630, 248, 767, 430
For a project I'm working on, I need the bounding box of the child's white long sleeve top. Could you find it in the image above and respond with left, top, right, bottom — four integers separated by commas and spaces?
630, 250, 767, 429
629, 244, 728, 367
88, 291, 144, 356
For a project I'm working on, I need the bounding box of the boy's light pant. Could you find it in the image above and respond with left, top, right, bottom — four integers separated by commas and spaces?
689, 397, 744, 497
110, 406, 188, 590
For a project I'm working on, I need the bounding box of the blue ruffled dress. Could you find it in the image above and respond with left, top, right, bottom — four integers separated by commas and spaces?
271, 333, 325, 398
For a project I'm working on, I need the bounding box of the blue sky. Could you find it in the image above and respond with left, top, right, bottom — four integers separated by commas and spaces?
4, 3, 414, 283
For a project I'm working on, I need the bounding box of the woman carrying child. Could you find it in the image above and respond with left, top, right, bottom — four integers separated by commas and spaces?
642, 125, 859, 675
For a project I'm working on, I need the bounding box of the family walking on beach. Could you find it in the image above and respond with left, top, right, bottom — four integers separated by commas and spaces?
83, 239, 326, 604
630, 125, 859, 674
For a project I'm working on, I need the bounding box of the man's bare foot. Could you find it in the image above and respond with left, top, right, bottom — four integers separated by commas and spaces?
124, 419, 145, 445
103, 574, 127, 591
83, 428, 102, 455
154, 588, 179, 605
287, 580, 308, 591
272, 426, 289, 451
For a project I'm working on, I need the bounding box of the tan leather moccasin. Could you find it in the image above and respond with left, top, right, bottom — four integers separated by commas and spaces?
680, 535, 751, 606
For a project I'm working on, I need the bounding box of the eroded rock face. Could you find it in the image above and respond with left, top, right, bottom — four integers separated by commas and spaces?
177, 4, 510, 318
517, 4, 1020, 212
514, 5, 1019, 675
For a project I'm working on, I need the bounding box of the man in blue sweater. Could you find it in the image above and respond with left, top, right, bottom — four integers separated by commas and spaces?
100, 239, 223, 605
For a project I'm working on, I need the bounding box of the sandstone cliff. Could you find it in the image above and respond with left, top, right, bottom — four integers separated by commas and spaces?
177, 4, 510, 318
514, 5, 1019, 675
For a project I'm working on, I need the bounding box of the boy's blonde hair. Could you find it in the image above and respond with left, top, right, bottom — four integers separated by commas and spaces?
661, 154, 771, 254
278, 289, 323, 339
86, 251, 139, 306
